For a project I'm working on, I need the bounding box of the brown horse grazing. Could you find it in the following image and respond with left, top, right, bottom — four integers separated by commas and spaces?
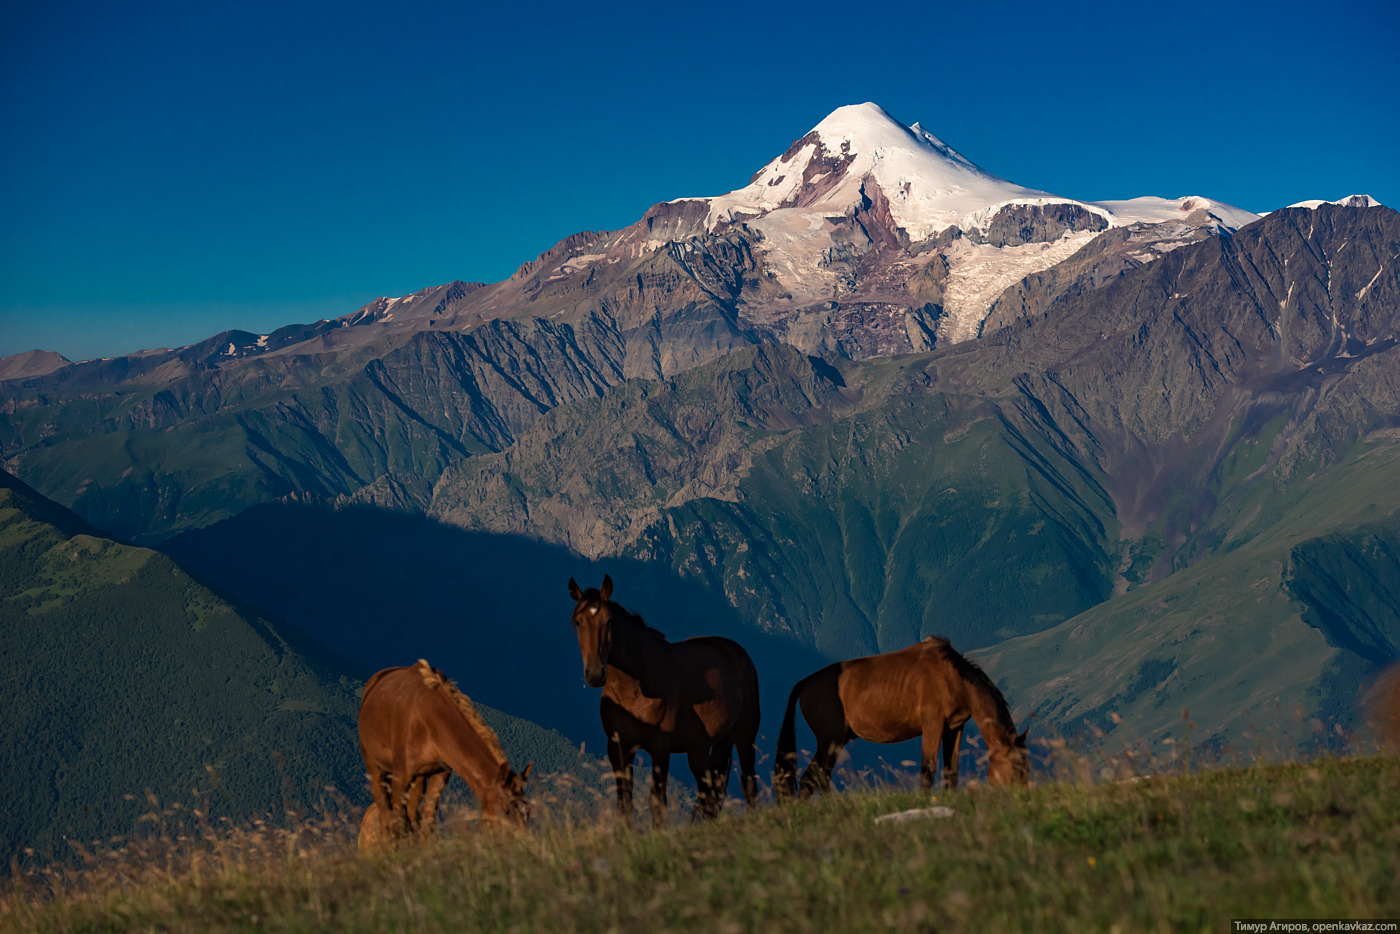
773, 637, 1029, 799
358, 659, 532, 843
568, 575, 761, 827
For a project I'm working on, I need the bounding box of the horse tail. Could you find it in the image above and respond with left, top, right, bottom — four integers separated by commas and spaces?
773, 676, 808, 802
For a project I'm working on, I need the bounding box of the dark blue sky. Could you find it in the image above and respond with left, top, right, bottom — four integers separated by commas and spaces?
3, 0, 1397, 361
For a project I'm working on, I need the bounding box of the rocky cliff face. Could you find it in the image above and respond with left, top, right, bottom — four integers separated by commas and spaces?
1, 315, 632, 541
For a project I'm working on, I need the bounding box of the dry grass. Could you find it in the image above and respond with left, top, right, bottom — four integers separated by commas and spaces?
4, 743, 1399, 933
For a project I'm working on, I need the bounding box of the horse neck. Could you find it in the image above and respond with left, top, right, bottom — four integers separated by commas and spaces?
606, 608, 666, 682
964, 679, 1018, 753
429, 694, 506, 794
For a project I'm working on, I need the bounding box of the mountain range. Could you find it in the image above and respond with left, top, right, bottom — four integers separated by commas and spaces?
0, 104, 1270, 542
2, 103, 1397, 824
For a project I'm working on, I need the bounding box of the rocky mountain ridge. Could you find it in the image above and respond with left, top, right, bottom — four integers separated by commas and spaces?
7, 104, 1259, 382
0, 104, 1276, 542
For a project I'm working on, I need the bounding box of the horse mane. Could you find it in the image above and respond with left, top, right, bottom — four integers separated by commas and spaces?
926, 637, 1017, 735
614, 603, 666, 640
413, 659, 507, 765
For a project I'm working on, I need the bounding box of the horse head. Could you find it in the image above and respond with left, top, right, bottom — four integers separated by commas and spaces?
491, 761, 533, 827
568, 574, 614, 688
987, 727, 1031, 786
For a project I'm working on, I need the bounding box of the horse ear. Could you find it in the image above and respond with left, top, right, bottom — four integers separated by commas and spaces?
568, 578, 582, 601
1016, 727, 1030, 747
497, 760, 512, 784
521, 762, 533, 782
600, 574, 613, 601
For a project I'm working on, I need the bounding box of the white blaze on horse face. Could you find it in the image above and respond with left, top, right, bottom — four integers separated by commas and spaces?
577, 600, 610, 687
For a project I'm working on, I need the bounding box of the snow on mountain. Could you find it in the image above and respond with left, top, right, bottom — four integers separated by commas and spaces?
693, 102, 1099, 241
659, 103, 1260, 343
683, 103, 1258, 242
219, 103, 1270, 363
1091, 195, 1260, 230
1285, 194, 1382, 210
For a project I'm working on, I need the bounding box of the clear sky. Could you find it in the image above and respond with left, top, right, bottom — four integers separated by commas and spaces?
2, 0, 1397, 362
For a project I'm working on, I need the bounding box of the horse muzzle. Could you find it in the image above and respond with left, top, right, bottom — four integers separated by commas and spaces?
584, 665, 607, 688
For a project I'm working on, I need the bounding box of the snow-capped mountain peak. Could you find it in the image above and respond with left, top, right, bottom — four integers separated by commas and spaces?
694, 102, 1088, 242
808, 102, 981, 173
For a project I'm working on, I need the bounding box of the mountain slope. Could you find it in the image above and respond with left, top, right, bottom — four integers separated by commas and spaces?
977, 433, 1400, 746
0, 470, 364, 860
0, 471, 581, 862
418, 204, 1400, 743
16, 202, 1391, 755
425, 343, 1120, 659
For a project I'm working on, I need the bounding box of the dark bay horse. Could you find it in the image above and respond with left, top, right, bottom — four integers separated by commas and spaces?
568, 575, 761, 826
358, 659, 532, 843
774, 637, 1029, 798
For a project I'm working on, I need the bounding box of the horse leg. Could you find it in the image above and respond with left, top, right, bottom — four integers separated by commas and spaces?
607, 734, 635, 826
799, 737, 843, 799
919, 730, 940, 791
649, 750, 672, 829
387, 768, 411, 839
817, 740, 843, 794
796, 679, 847, 800
418, 772, 448, 839
369, 769, 394, 840
708, 738, 734, 816
940, 722, 965, 790
735, 735, 759, 811
684, 748, 710, 822
404, 777, 426, 835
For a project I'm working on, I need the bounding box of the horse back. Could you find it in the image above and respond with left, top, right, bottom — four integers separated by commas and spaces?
358, 667, 453, 769
837, 642, 965, 742
675, 635, 755, 672
672, 635, 760, 738
674, 636, 758, 692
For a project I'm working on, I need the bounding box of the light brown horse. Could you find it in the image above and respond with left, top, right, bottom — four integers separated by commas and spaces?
358, 659, 531, 843
568, 575, 761, 826
774, 637, 1029, 798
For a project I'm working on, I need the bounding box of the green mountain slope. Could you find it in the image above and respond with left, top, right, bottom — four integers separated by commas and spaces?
0, 471, 582, 862
977, 432, 1400, 742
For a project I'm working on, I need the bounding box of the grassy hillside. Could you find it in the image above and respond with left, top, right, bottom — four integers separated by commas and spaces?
978, 434, 1400, 748
0, 472, 585, 864
5, 754, 1397, 932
